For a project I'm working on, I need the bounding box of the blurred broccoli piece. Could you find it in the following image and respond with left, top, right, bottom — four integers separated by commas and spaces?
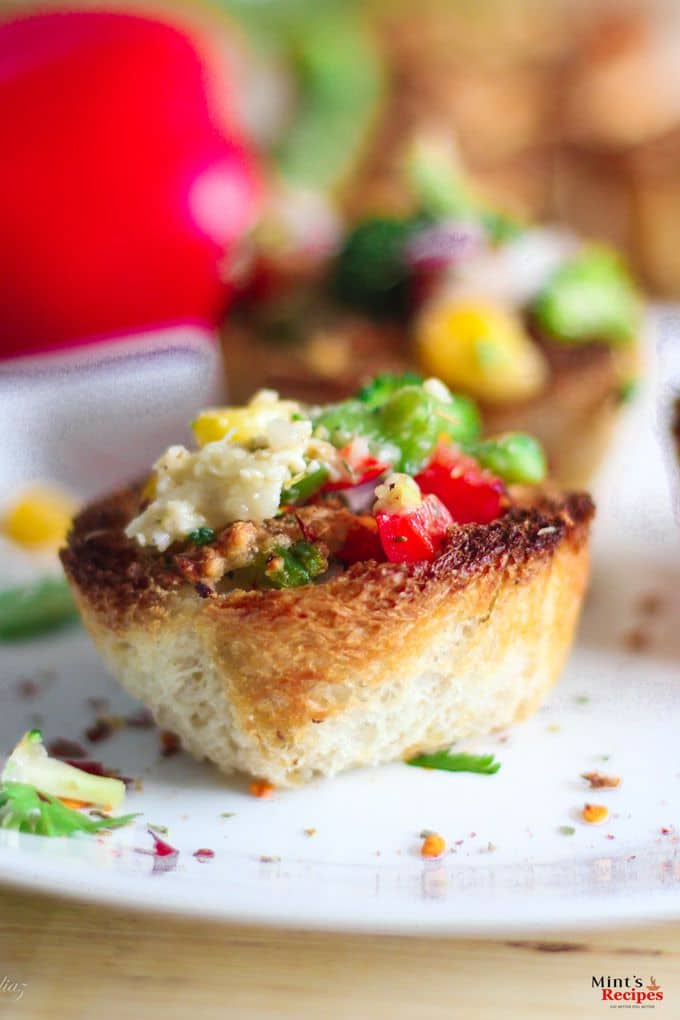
532, 246, 640, 345
406, 137, 522, 242
332, 217, 419, 318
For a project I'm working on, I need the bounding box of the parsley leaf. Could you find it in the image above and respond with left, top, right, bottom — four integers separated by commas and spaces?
407, 750, 501, 775
187, 527, 215, 546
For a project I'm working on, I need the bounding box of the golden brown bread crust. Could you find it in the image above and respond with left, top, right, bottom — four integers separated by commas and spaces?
61, 487, 593, 785
61, 486, 592, 625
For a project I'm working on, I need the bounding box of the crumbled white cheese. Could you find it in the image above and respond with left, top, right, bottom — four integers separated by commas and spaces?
373, 473, 423, 516
126, 416, 325, 551
422, 377, 453, 403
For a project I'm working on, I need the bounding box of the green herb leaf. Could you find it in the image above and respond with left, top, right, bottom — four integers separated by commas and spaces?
0, 577, 79, 641
187, 527, 215, 546
407, 750, 501, 775
0, 782, 137, 837
558, 825, 576, 836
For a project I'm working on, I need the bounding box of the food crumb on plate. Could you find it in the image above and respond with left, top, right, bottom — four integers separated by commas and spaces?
581, 770, 621, 789
420, 833, 446, 859
160, 730, 181, 757
582, 803, 609, 824
250, 780, 275, 798
85, 716, 121, 743
622, 627, 650, 653
193, 848, 215, 862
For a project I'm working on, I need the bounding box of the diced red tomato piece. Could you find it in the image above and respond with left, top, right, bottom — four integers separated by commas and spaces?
323, 441, 389, 491
337, 516, 386, 565
376, 494, 453, 563
415, 444, 505, 524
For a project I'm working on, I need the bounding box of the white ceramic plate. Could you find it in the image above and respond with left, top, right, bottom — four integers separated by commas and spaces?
0, 313, 679, 936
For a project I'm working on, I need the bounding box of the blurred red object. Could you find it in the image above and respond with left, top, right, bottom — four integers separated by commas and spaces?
0, 10, 260, 359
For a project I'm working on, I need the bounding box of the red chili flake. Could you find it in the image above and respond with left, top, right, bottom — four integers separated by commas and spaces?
63, 758, 134, 788
16, 678, 40, 699
48, 737, 87, 759
160, 730, 181, 757
581, 771, 621, 789
193, 848, 215, 862
85, 718, 114, 743
661, 827, 674, 835
622, 627, 650, 653
125, 709, 155, 730
293, 513, 316, 544
147, 828, 178, 858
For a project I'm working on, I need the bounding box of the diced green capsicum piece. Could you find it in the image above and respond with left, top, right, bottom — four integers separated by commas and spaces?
469, 433, 547, 485
261, 541, 328, 589
532, 245, 640, 345
280, 466, 330, 506
355, 372, 424, 409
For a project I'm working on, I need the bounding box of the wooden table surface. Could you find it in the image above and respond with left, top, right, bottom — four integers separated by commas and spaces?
0, 888, 678, 1019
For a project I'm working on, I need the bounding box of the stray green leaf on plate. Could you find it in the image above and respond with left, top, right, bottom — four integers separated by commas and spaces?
407, 750, 501, 775
0, 577, 78, 641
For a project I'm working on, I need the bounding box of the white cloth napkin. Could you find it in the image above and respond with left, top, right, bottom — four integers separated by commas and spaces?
0, 328, 224, 500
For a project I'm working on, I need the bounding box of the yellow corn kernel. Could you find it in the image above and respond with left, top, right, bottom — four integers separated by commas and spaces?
416, 299, 548, 404
3, 486, 76, 548
192, 392, 300, 447
192, 408, 243, 446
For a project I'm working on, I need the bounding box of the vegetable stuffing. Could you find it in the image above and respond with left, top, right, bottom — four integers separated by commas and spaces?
124, 373, 548, 588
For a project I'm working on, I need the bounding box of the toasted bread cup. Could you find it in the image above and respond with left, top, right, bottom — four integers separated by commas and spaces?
62, 487, 593, 787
